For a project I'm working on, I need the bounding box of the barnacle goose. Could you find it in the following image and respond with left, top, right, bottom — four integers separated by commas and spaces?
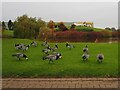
83, 45, 88, 53
97, 54, 104, 63
43, 54, 60, 64
51, 44, 58, 51
82, 53, 89, 61
41, 41, 49, 47
52, 52, 62, 59
31, 41, 37, 47
21, 44, 30, 51
15, 44, 23, 50
66, 42, 75, 49
42, 46, 51, 55
12, 53, 28, 60
15, 44, 30, 51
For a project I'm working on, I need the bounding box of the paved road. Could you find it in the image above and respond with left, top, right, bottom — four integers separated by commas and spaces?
2, 78, 119, 89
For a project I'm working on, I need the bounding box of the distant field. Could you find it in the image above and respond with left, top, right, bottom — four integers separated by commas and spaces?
2, 38, 118, 77
65, 26, 104, 32
2, 30, 13, 37
75, 26, 104, 32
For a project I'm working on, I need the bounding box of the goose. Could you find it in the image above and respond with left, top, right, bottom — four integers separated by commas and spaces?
66, 42, 75, 49
43, 54, 60, 64
15, 44, 23, 50
51, 44, 58, 51
12, 53, 28, 60
42, 46, 51, 55
83, 45, 88, 53
31, 41, 37, 47
52, 52, 62, 59
97, 54, 104, 63
82, 53, 89, 61
41, 41, 49, 47
21, 44, 30, 51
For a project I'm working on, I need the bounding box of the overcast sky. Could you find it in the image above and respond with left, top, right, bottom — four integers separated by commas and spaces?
2, 2, 118, 28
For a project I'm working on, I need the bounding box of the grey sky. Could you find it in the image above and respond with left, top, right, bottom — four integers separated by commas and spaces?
2, 2, 118, 28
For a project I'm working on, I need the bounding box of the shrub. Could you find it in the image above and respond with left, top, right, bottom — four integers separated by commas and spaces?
57, 22, 68, 31
100, 30, 112, 38
47, 31, 104, 42
112, 31, 119, 38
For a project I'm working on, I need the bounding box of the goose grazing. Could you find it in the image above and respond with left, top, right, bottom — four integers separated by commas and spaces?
66, 42, 75, 49
51, 44, 58, 51
52, 52, 62, 59
41, 41, 49, 47
15, 44, 23, 50
82, 53, 89, 61
97, 53, 104, 63
21, 44, 30, 51
42, 46, 51, 55
12, 53, 28, 60
43, 54, 61, 64
31, 41, 37, 47
83, 45, 88, 53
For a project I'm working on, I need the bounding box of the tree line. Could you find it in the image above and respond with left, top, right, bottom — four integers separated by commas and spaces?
2, 15, 71, 39
1, 14, 118, 39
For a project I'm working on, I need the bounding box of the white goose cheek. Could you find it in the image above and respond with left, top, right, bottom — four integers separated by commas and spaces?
59, 56, 62, 58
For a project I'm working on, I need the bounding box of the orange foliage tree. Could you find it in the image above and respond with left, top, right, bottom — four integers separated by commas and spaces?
47, 20, 55, 31
57, 22, 68, 31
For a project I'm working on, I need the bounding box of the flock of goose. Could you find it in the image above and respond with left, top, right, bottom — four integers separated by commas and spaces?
12, 41, 104, 64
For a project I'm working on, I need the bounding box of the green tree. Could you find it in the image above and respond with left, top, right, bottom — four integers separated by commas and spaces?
14, 14, 46, 39
8, 20, 14, 30
38, 26, 50, 40
70, 24, 76, 30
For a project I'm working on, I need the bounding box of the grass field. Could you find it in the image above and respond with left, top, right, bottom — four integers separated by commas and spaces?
2, 38, 118, 78
66, 26, 104, 32
75, 26, 104, 32
2, 30, 13, 37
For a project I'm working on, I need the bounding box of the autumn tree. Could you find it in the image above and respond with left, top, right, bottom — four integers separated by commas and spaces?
57, 22, 68, 31
47, 20, 55, 30
38, 26, 50, 40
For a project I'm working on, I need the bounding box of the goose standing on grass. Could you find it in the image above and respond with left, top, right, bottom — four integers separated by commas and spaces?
15, 44, 30, 51
66, 42, 75, 50
31, 41, 37, 47
41, 41, 49, 47
12, 53, 28, 60
43, 53, 62, 64
82, 53, 90, 61
21, 44, 30, 51
42, 46, 51, 55
83, 45, 88, 53
52, 52, 62, 59
97, 53, 104, 63
15, 44, 23, 50
51, 44, 58, 52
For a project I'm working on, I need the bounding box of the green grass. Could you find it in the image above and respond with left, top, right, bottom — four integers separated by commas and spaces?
2, 38, 118, 78
2, 30, 13, 37
75, 26, 103, 32
66, 26, 104, 32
